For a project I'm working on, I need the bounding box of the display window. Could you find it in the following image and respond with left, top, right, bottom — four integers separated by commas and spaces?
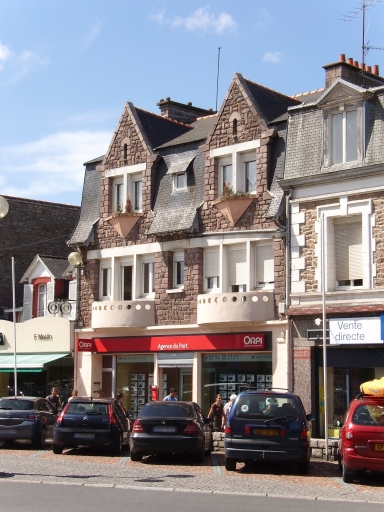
116, 355, 154, 416
201, 353, 272, 416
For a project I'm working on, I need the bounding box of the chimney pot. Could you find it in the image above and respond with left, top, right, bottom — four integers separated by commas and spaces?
373, 65, 380, 75
339, 54, 346, 62
360, 63, 365, 71
347, 57, 353, 65
367, 66, 372, 73
354, 60, 359, 67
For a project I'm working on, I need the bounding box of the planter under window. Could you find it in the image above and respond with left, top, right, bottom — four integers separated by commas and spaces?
105, 213, 143, 239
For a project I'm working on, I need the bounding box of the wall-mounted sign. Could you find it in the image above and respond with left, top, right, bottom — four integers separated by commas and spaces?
329, 317, 383, 345
77, 333, 266, 353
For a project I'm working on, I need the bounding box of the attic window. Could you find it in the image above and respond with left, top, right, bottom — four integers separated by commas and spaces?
232, 118, 237, 135
123, 144, 128, 160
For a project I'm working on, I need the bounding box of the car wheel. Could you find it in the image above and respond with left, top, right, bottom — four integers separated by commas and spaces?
112, 435, 123, 456
342, 462, 354, 483
298, 459, 310, 475
130, 450, 143, 462
52, 443, 63, 454
225, 457, 237, 471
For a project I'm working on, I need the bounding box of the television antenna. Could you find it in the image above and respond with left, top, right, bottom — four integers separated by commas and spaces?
340, 0, 384, 85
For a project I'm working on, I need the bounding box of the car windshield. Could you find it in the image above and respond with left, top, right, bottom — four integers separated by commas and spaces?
233, 395, 298, 420
66, 402, 109, 415
139, 404, 193, 418
0, 399, 34, 410
353, 404, 384, 426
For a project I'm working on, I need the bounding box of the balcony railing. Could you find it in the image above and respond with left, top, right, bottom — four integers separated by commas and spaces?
197, 291, 274, 325
91, 300, 155, 329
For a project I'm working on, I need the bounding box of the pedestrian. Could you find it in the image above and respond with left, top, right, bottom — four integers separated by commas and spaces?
68, 389, 78, 402
46, 387, 61, 410
224, 394, 237, 420
97, 389, 104, 397
208, 394, 225, 431
163, 388, 178, 401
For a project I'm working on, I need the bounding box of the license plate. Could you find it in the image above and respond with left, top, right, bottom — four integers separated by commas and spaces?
153, 426, 176, 433
0, 429, 16, 435
74, 433, 95, 440
375, 444, 384, 451
253, 428, 279, 436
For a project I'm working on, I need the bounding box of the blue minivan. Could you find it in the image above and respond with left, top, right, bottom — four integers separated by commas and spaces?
224, 389, 313, 473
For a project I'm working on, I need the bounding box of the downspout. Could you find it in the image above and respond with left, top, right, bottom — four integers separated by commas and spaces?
286, 188, 292, 391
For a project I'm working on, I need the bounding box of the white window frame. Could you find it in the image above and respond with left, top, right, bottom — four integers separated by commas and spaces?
37, 283, 47, 317
173, 251, 185, 288
120, 263, 133, 301
130, 172, 142, 212
330, 109, 358, 165
106, 163, 146, 213
254, 242, 275, 290
100, 262, 112, 300
173, 172, 187, 191
141, 257, 155, 298
227, 244, 247, 292
112, 177, 124, 213
204, 248, 221, 293
316, 198, 374, 292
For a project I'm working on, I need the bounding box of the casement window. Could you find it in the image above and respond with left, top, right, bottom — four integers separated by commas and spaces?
331, 109, 358, 164
113, 178, 124, 212
334, 216, 363, 288
173, 251, 185, 288
244, 159, 256, 193
217, 149, 257, 196
121, 265, 133, 300
37, 284, 47, 317
221, 161, 233, 191
101, 267, 111, 299
255, 243, 274, 289
106, 163, 145, 214
204, 249, 220, 292
228, 245, 247, 292
173, 172, 187, 190
131, 173, 142, 211
142, 261, 155, 296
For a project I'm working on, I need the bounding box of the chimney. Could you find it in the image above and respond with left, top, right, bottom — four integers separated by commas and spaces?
157, 98, 213, 124
323, 55, 384, 88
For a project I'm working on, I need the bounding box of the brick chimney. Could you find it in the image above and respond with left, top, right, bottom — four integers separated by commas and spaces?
323, 54, 384, 88
157, 98, 214, 124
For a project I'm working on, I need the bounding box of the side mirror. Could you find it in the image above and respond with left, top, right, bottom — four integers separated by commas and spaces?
306, 413, 315, 422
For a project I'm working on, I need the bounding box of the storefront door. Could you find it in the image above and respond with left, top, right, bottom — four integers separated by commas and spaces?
180, 369, 192, 401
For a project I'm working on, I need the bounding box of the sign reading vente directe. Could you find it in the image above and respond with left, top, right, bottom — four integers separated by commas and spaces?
329, 316, 384, 345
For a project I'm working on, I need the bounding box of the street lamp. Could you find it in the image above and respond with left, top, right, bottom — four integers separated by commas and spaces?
0, 195, 9, 218
68, 251, 85, 275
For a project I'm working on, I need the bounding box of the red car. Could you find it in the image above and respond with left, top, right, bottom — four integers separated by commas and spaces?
338, 394, 384, 483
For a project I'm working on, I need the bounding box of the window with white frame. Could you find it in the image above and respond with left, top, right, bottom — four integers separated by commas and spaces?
204, 249, 220, 292
113, 178, 124, 212
244, 158, 256, 193
121, 265, 133, 300
331, 109, 358, 164
334, 216, 363, 288
100, 267, 111, 299
228, 245, 247, 292
173, 172, 187, 190
131, 172, 142, 211
37, 284, 47, 317
142, 260, 155, 296
106, 163, 145, 214
173, 251, 184, 288
255, 243, 274, 289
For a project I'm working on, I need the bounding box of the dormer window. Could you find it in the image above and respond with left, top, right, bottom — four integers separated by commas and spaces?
174, 172, 186, 190
331, 109, 358, 164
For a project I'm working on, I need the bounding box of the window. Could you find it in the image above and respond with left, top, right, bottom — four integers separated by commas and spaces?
228, 245, 247, 292
106, 163, 145, 214
217, 149, 257, 195
255, 244, 274, 289
143, 261, 155, 296
133, 176, 142, 211
122, 265, 132, 300
173, 251, 184, 288
37, 284, 47, 317
101, 268, 111, 299
244, 160, 256, 193
331, 109, 358, 164
123, 143, 128, 160
204, 250, 220, 292
113, 178, 124, 212
174, 172, 186, 190
232, 118, 237, 136
222, 164, 233, 191
334, 216, 363, 288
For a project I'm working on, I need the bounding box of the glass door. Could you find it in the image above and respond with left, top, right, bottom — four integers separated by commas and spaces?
180, 369, 192, 401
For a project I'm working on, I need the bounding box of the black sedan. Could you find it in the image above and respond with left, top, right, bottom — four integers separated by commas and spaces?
53, 397, 131, 455
130, 401, 213, 462
0, 396, 57, 447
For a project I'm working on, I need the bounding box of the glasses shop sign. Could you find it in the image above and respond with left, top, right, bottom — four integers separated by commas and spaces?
329, 317, 384, 345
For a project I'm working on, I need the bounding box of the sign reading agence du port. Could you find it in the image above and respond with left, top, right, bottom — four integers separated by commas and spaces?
329, 317, 383, 345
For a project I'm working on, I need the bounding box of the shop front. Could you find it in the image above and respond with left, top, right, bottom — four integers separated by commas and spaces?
316, 316, 384, 438
77, 331, 277, 416
0, 317, 74, 399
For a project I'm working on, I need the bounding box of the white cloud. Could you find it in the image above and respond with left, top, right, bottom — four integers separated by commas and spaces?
262, 52, 282, 63
80, 22, 102, 54
152, 7, 237, 34
0, 41, 13, 70
0, 131, 111, 204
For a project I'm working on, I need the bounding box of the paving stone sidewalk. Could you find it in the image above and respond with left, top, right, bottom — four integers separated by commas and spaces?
0, 446, 383, 503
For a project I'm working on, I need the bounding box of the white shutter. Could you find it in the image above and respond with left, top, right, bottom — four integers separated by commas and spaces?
204, 250, 219, 278
228, 247, 247, 286
256, 244, 274, 285
68, 280, 77, 320
22, 284, 33, 322
46, 281, 55, 317
335, 217, 362, 281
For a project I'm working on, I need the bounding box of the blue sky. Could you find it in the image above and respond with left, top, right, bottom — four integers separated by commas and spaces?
0, 0, 383, 206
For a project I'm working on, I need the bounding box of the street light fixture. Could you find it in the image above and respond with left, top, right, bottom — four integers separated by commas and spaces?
68, 251, 85, 275
0, 195, 9, 218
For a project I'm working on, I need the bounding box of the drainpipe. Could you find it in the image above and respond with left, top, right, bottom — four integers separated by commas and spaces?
285, 189, 292, 390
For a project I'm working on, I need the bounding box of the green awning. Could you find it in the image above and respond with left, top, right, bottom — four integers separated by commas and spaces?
0, 353, 70, 371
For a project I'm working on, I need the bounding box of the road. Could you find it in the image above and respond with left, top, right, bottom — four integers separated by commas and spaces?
0, 442, 383, 509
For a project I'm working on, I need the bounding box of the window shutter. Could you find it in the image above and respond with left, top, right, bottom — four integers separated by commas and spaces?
22, 284, 33, 322
256, 244, 274, 285
334, 217, 362, 280
46, 281, 55, 317
204, 250, 219, 278
228, 248, 247, 286
69, 280, 77, 301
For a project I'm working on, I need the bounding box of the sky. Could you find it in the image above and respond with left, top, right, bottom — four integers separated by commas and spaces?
0, 0, 383, 207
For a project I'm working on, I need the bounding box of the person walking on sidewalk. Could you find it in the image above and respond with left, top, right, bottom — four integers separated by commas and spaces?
163, 388, 178, 401
208, 394, 225, 431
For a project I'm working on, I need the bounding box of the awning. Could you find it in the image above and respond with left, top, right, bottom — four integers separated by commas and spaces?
0, 353, 70, 371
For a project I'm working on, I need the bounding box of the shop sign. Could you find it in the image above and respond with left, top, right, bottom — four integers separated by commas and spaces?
329, 317, 383, 345
77, 332, 265, 353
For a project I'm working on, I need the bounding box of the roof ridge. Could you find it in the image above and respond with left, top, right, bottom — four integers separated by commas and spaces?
38, 255, 69, 260
195, 113, 218, 121
2, 195, 80, 208
243, 77, 301, 104
135, 107, 193, 130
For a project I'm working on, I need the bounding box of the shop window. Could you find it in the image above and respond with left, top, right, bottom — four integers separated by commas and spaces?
255, 243, 274, 289
173, 251, 184, 288
228, 245, 247, 292
204, 249, 220, 292
37, 283, 47, 317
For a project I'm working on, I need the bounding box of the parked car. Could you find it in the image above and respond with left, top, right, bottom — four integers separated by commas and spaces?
338, 393, 384, 483
52, 397, 131, 456
0, 396, 57, 447
130, 401, 213, 462
224, 389, 314, 473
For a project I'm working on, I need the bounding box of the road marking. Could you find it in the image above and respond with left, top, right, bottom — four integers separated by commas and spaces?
118, 456, 130, 466
314, 463, 356, 491
210, 454, 222, 474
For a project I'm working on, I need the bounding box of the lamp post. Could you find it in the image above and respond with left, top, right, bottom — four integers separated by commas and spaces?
68, 251, 84, 393
320, 212, 329, 460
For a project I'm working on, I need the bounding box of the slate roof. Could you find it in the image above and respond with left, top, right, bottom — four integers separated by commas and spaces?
147, 148, 204, 236
39, 256, 72, 278
135, 108, 192, 150
265, 124, 288, 219
156, 116, 217, 149
67, 166, 101, 246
